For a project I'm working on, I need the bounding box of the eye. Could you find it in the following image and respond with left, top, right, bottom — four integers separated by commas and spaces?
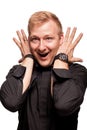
45, 37, 53, 41
30, 37, 40, 43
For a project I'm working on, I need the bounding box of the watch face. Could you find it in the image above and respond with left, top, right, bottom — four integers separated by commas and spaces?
55, 53, 68, 63
59, 53, 68, 62
60, 54, 67, 60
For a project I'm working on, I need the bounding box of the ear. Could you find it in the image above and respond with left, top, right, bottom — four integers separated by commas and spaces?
59, 33, 64, 45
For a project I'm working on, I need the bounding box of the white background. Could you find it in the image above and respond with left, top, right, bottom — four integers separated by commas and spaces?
0, 0, 87, 130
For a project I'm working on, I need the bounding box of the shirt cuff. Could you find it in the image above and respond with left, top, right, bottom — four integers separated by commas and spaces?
53, 68, 72, 79
11, 65, 26, 78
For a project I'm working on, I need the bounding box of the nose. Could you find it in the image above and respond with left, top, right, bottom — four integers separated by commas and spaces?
38, 40, 46, 51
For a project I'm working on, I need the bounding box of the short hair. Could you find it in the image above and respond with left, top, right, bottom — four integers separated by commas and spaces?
28, 11, 63, 35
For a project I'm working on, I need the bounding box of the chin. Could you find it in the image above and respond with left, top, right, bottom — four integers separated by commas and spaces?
40, 64, 50, 67
38, 61, 52, 67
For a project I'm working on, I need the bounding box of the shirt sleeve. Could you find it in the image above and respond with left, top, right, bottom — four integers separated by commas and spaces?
0, 65, 28, 112
52, 63, 87, 116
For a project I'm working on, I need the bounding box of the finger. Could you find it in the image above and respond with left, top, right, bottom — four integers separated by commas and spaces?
70, 57, 83, 62
18, 57, 24, 63
13, 37, 24, 56
16, 30, 24, 43
68, 27, 77, 43
16, 30, 28, 52
71, 33, 83, 49
64, 27, 71, 42
13, 37, 21, 49
21, 29, 28, 41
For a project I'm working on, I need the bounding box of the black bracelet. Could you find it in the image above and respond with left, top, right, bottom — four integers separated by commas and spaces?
18, 54, 34, 63
24, 54, 34, 60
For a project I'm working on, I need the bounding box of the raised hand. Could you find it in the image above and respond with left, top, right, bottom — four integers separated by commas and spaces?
13, 29, 31, 62
58, 27, 83, 63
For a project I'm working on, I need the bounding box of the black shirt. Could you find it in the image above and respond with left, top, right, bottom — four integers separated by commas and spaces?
0, 63, 87, 130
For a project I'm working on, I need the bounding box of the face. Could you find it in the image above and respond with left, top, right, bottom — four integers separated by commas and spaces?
29, 20, 62, 67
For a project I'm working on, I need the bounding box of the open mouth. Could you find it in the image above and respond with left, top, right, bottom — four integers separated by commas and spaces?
38, 52, 49, 57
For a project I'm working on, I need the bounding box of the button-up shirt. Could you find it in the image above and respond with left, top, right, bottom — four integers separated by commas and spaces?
0, 63, 87, 130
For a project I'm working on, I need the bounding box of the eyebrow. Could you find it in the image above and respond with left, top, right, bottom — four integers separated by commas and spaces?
30, 34, 55, 38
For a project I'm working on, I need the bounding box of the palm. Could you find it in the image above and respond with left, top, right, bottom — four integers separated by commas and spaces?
58, 27, 83, 63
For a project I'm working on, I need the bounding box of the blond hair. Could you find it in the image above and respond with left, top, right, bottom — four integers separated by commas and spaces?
28, 11, 63, 35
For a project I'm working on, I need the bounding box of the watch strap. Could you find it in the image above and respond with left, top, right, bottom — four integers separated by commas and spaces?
54, 53, 68, 63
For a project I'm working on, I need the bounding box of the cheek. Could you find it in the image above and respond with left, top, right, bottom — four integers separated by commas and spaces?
29, 43, 36, 52
29, 43, 34, 53
51, 42, 60, 55
51, 42, 60, 51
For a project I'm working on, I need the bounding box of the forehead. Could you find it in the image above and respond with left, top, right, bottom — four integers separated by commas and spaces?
30, 20, 59, 36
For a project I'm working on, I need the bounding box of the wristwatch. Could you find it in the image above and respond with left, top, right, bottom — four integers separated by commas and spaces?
54, 53, 68, 63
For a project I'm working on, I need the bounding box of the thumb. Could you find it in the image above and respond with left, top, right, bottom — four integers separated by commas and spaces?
70, 57, 83, 63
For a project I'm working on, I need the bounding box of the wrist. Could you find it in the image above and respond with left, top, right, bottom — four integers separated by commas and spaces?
54, 53, 68, 63
21, 56, 34, 67
24, 54, 34, 59
53, 59, 69, 69
19, 54, 34, 63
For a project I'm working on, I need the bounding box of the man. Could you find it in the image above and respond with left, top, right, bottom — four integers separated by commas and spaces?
0, 11, 87, 130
